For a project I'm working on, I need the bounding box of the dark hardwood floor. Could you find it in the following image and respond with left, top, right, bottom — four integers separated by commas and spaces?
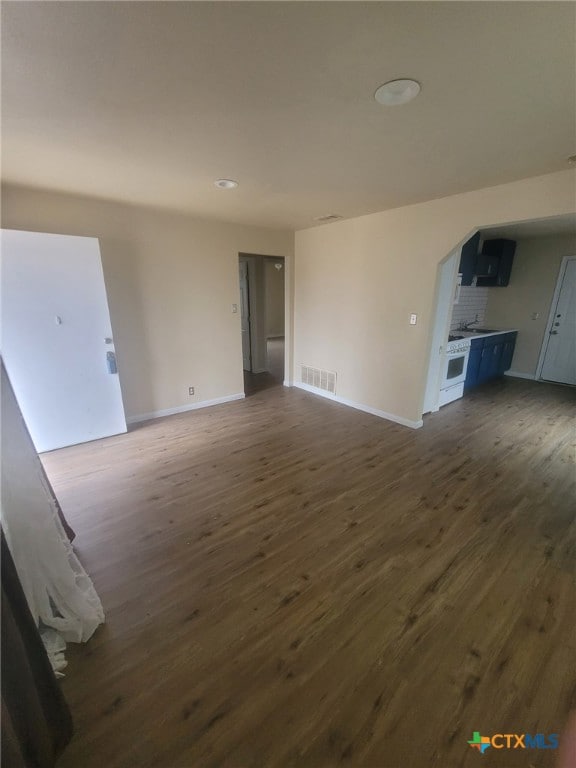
43, 377, 575, 768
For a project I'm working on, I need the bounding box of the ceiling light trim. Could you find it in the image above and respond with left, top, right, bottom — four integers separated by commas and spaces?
214, 179, 239, 189
374, 79, 421, 106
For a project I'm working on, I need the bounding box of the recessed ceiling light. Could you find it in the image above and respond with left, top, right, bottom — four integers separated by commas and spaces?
214, 179, 238, 189
374, 79, 421, 106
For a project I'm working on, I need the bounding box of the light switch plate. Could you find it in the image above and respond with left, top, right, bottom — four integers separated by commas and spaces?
410, 313, 417, 325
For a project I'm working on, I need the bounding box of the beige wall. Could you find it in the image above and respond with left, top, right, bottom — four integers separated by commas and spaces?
294, 170, 576, 425
1, 185, 293, 420
3, 171, 574, 428
265, 259, 285, 337
484, 234, 576, 377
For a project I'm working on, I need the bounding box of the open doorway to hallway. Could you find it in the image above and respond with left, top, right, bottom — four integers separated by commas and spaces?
238, 253, 285, 396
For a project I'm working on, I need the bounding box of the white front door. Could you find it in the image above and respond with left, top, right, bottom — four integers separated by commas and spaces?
540, 257, 576, 385
1, 229, 127, 452
239, 260, 252, 371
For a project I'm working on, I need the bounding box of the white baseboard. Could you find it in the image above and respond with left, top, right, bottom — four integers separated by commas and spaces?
126, 392, 245, 425
283, 379, 293, 387
294, 382, 423, 429
505, 371, 536, 381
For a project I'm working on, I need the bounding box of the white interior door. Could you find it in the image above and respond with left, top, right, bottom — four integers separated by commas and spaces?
1, 229, 127, 452
239, 260, 252, 371
540, 257, 576, 385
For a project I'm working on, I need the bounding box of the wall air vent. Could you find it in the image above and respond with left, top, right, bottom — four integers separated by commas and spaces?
314, 214, 343, 223
301, 365, 337, 394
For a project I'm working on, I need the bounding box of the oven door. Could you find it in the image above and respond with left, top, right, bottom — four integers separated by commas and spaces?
442, 350, 469, 388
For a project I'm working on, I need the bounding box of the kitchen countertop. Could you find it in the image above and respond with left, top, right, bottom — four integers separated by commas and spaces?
458, 328, 518, 339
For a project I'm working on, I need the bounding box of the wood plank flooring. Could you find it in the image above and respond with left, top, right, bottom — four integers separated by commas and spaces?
243, 338, 285, 397
42, 378, 576, 768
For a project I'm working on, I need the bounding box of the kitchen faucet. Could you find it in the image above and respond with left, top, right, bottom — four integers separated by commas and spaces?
459, 314, 480, 331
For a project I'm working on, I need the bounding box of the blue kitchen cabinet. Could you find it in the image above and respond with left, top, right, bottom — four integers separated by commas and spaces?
476, 239, 516, 287
488, 338, 504, 378
464, 339, 483, 391
458, 232, 481, 286
475, 251, 500, 281
477, 337, 503, 384
465, 332, 516, 390
498, 332, 517, 375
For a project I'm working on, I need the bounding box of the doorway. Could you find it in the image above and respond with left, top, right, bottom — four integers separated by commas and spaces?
537, 256, 576, 385
238, 254, 285, 396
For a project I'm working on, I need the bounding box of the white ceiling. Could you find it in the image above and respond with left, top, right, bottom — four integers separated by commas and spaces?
2, 2, 575, 230
482, 214, 576, 241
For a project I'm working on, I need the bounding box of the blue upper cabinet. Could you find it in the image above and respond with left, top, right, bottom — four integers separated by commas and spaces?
476, 239, 516, 287
459, 232, 480, 286
458, 236, 516, 287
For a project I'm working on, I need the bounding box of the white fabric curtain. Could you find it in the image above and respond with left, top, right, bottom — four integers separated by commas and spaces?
1, 362, 104, 674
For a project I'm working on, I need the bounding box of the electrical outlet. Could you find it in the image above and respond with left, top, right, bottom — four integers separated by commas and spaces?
188, 387, 195, 396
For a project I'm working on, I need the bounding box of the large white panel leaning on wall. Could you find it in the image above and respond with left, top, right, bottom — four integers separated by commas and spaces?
1, 362, 104, 675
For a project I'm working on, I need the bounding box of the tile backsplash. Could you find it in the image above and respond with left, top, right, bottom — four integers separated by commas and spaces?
450, 285, 489, 331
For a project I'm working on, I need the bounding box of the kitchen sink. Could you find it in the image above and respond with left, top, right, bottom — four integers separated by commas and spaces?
461, 328, 500, 334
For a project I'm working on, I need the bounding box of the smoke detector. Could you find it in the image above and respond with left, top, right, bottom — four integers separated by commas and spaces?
314, 214, 343, 223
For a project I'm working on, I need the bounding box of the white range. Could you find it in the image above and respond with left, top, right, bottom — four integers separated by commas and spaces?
439, 335, 471, 406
